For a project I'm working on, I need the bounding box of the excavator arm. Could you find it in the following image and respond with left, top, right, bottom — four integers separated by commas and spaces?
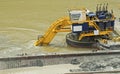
34, 17, 72, 46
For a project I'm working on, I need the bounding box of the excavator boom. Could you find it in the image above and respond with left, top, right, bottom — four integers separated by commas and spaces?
34, 17, 72, 46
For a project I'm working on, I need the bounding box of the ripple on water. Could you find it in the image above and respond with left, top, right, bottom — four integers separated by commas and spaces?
0, 27, 41, 57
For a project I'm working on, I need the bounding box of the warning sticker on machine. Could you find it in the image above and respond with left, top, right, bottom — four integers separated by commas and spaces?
94, 30, 99, 35
73, 25, 82, 32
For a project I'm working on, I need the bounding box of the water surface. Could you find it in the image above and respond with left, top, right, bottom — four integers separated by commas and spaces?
0, 0, 120, 57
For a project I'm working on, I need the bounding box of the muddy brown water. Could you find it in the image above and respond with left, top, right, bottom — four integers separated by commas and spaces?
0, 0, 120, 57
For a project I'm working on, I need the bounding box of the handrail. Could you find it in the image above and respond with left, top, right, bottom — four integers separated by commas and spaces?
79, 30, 112, 40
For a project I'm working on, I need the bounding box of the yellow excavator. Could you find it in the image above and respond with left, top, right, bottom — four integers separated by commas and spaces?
34, 4, 120, 49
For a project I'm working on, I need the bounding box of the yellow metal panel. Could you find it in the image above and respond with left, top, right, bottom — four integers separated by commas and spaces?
34, 17, 72, 46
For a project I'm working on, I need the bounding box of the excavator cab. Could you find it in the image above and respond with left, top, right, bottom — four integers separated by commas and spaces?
69, 10, 86, 23
69, 10, 81, 21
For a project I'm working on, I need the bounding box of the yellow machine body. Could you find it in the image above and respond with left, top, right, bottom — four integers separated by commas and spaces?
35, 6, 115, 46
